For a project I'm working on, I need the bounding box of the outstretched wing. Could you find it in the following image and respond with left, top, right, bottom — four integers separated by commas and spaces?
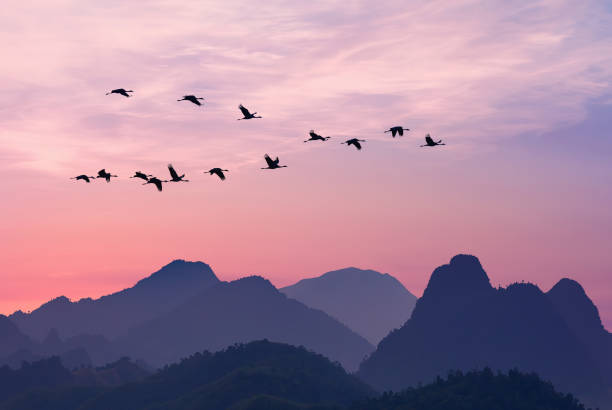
264, 154, 274, 168
398, 128, 404, 136
239, 104, 250, 117
309, 130, 321, 139
354, 141, 362, 150
168, 164, 179, 179
154, 179, 163, 191
190, 96, 201, 106
97, 169, 105, 177
425, 134, 434, 145
215, 169, 226, 180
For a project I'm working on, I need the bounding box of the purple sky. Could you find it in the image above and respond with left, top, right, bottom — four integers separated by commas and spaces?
1, 1, 611, 328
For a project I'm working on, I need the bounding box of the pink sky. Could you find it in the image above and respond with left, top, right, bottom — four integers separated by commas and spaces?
1, 1, 611, 328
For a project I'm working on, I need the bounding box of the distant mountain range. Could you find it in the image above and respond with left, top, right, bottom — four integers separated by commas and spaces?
10, 260, 221, 340
4, 255, 611, 408
0, 341, 593, 410
282, 267, 417, 345
358, 254, 612, 409
117, 275, 373, 371
6, 261, 375, 371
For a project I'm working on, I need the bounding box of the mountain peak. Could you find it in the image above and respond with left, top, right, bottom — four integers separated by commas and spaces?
229, 275, 276, 291
423, 254, 492, 300
133, 260, 219, 289
547, 277, 605, 333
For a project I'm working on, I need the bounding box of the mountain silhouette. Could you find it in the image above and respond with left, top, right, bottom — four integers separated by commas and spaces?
118, 276, 374, 371
358, 255, 611, 408
0, 341, 372, 410
547, 278, 612, 385
0, 315, 35, 358
0, 324, 102, 370
0, 344, 595, 410
281, 267, 416, 345
10, 260, 220, 340
350, 368, 592, 410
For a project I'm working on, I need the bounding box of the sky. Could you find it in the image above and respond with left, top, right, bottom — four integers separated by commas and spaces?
1, 0, 611, 328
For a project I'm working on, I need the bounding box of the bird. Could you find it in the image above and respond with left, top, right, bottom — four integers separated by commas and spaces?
342, 138, 366, 150
261, 154, 287, 169
237, 104, 261, 120
167, 164, 189, 182
304, 130, 331, 142
420, 134, 445, 147
96, 169, 118, 182
207, 168, 229, 181
130, 171, 152, 181
143, 177, 165, 192
71, 174, 95, 183
385, 126, 410, 137
106, 89, 133, 97
177, 95, 205, 106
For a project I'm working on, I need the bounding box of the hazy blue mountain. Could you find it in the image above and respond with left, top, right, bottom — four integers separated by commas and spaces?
282, 267, 417, 345
0, 315, 35, 358
358, 255, 610, 409
118, 276, 374, 371
10, 260, 220, 340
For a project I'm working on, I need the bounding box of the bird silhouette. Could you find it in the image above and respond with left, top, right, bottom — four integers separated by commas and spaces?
207, 168, 229, 181
167, 164, 189, 182
96, 169, 118, 183
237, 104, 261, 120
130, 171, 152, 181
261, 154, 287, 169
143, 177, 166, 192
385, 126, 410, 137
177, 95, 205, 106
342, 138, 366, 150
71, 175, 95, 183
420, 134, 445, 147
304, 130, 331, 142
106, 89, 133, 97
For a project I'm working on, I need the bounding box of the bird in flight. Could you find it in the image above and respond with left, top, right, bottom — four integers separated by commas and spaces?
106, 89, 133, 98
261, 154, 287, 169
342, 138, 366, 150
130, 171, 152, 181
96, 169, 118, 183
177, 95, 205, 106
144, 177, 165, 192
71, 174, 96, 183
167, 164, 189, 182
237, 104, 261, 120
207, 168, 229, 181
420, 134, 445, 147
304, 130, 331, 142
385, 126, 410, 137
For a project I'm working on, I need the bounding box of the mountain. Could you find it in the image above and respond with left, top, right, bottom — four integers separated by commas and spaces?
358, 255, 611, 409
350, 368, 592, 410
0, 356, 150, 410
10, 260, 220, 340
0, 315, 35, 358
0, 345, 594, 410
281, 268, 417, 345
118, 276, 374, 371
546, 278, 612, 385
0, 341, 373, 410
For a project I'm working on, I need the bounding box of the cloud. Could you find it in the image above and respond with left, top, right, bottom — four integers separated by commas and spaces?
0, 0, 610, 174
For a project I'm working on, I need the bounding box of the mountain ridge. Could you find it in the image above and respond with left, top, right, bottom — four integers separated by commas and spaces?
281, 267, 416, 345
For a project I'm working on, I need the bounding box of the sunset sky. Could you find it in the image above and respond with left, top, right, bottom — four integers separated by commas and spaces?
1, 1, 611, 328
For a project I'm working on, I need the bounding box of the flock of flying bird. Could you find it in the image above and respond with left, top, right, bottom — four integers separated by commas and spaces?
72, 88, 446, 192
